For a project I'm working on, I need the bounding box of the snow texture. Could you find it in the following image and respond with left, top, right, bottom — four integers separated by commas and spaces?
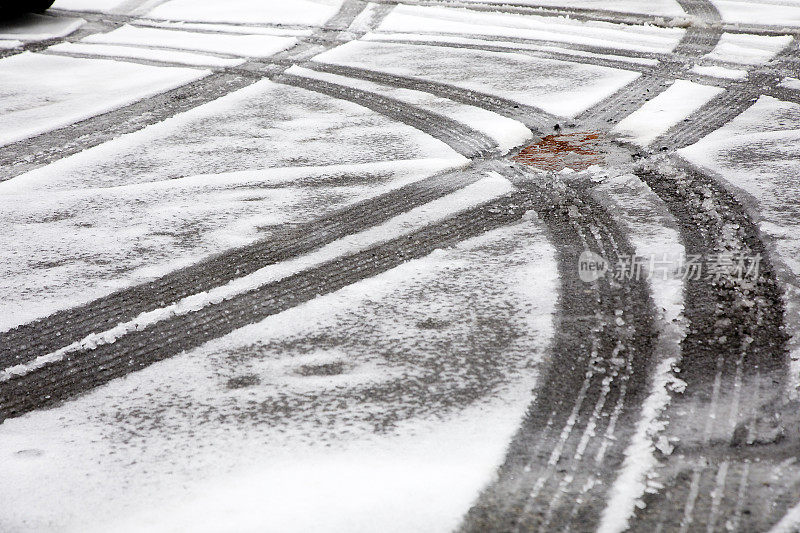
456, 0, 686, 16
0, 52, 208, 147
315, 40, 641, 118
289, 65, 532, 152
146, 0, 343, 26
690, 64, 747, 79
703, 32, 793, 65
376, 4, 686, 54
591, 172, 686, 533
612, 79, 725, 146
82, 24, 296, 58
1, 173, 509, 375
679, 95, 800, 397
0, 215, 558, 533
0, 78, 462, 330
711, 0, 800, 26
48, 42, 246, 67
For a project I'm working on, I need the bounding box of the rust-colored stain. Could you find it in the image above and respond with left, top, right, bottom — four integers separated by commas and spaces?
513, 131, 605, 172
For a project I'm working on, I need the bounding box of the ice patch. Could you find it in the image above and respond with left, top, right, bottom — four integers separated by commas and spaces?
0, 52, 208, 147
613, 79, 725, 146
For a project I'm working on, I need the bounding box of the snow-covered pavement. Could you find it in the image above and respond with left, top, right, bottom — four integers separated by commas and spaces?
2, 1, 800, 531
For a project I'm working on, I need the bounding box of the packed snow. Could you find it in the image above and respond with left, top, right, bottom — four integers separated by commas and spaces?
0, 52, 207, 147
0, 216, 558, 533
679, 95, 800, 396
376, 4, 686, 54
82, 24, 296, 58
780, 77, 800, 91
145, 0, 343, 27
612, 80, 725, 146
315, 40, 641, 118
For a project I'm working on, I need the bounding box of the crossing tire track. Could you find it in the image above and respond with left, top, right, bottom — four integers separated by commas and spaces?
0, 185, 539, 421
0, 167, 483, 369
304, 61, 559, 132
278, 72, 498, 157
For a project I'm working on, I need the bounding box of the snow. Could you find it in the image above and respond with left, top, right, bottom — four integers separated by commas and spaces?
456, 0, 686, 17
690, 64, 748, 79
679, 95, 800, 397
82, 24, 296, 58
2, 173, 511, 375
711, 0, 800, 26
703, 32, 793, 65
612, 79, 725, 146
0, 157, 467, 332
145, 0, 343, 27
591, 172, 686, 533
48, 42, 246, 67
0, 75, 462, 330
314, 40, 641, 118
0, 13, 84, 41
376, 4, 686, 54
364, 32, 660, 67
136, 20, 314, 37
52, 0, 129, 12
0, 52, 208, 147
0, 213, 558, 533
0, 39, 22, 49
288, 65, 532, 152
780, 77, 800, 91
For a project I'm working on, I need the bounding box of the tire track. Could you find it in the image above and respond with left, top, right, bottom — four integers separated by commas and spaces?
460, 164, 657, 532
628, 158, 793, 532
0, 0, 378, 182
0, 181, 532, 421
0, 167, 480, 370
303, 61, 559, 132
652, 41, 799, 150
277, 72, 497, 157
